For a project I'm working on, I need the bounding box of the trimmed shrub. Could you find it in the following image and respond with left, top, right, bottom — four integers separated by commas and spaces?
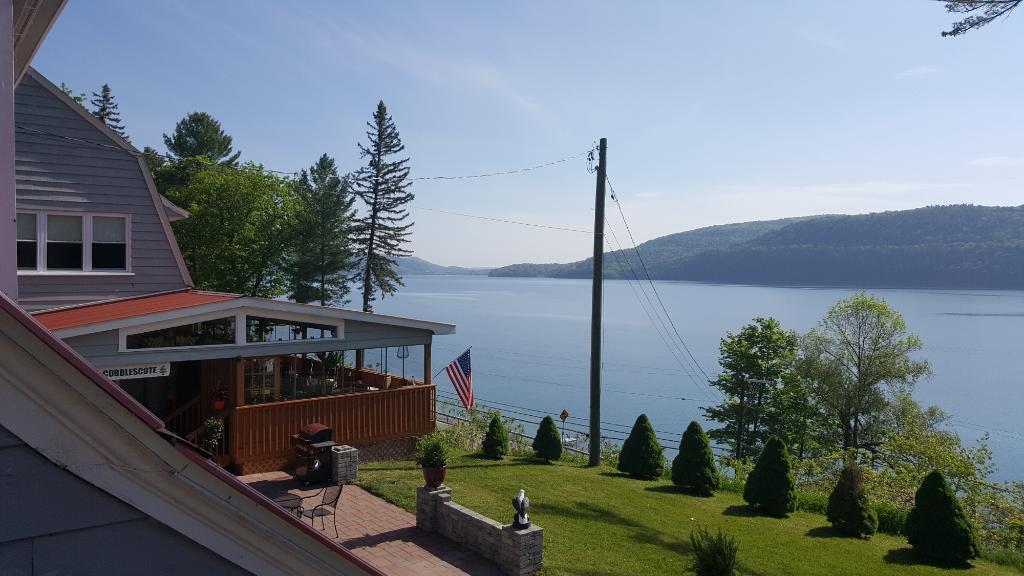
671, 421, 720, 496
532, 416, 562, 462
743, 436, 796, 517
874, 502, 907, 536
481, 413, 509, 460
906, 470, 980, 563
827, 462, 878, 538
796, 491, 829, 514
690, 526, 739, 576
617, 414, 665, 480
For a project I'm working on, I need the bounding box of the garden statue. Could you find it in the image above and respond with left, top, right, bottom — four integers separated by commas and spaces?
512, 489, 531, 529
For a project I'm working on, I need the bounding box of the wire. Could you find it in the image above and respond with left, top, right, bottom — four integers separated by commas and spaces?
407, 150, 592, 181
415, 207, 591, 234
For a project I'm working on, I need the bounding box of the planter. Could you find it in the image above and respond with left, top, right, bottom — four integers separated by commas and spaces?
423, 465, 447, 488
212, 400, 226, 411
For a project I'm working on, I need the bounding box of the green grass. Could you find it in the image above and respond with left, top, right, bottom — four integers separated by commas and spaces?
357, 452, 1021, 576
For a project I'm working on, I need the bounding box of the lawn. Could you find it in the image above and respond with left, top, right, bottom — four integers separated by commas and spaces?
357, 452, 1020, 576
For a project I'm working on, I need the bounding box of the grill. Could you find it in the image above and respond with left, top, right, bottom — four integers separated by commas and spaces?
293, 423, 335, 485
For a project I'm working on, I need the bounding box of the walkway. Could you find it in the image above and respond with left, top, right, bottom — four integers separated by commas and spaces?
240, 471, 502, 576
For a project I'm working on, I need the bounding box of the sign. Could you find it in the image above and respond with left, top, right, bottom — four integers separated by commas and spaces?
101, 363, 170, 380
560, 409, 569, 422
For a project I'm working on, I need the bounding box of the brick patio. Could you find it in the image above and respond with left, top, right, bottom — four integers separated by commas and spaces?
239, 471, 502, 576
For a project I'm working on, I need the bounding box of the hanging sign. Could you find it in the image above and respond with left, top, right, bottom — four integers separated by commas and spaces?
101, 363, 171, 380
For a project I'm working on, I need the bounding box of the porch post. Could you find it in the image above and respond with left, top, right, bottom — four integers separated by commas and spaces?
0, 0, 17, 300
234, 359, 245, 407
423, 339, 432, 385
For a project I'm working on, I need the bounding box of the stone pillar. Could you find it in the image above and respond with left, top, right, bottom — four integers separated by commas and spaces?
330, 445, 358, 484
415, 484, 451, 532
500, 524, 544, 576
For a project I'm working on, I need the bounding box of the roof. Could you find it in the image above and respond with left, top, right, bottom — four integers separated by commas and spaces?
35, 290, 238, 331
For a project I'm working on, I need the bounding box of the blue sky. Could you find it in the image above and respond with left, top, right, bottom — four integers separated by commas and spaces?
33, 1, 1024, 267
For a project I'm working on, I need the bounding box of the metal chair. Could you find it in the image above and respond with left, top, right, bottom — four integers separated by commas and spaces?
303, 482, 343, 537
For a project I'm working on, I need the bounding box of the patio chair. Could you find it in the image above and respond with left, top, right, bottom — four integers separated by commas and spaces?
302, 482, 343, 538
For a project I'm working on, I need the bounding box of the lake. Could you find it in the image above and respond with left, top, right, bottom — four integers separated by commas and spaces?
373, 275, 1024, 481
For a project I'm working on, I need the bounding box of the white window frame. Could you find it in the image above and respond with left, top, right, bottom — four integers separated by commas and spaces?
16, 210, 132, 275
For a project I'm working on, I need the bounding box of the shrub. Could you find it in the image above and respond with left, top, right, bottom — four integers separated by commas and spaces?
672, 421, 720, 495
532, 416, 562, 462
617, 414, 665, 480
827, 462, 878, 538
415, 432, 449, 468
690, 526, 739, 576
796, 491, 829, 514
906, 470, 980, 563
874, 502, 907, 536
199, 417, 224, 453
481, 413, 510, 460
743, 436, 796, 517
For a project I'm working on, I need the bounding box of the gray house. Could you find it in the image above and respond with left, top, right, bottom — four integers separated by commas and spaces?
14, 67, 191, 311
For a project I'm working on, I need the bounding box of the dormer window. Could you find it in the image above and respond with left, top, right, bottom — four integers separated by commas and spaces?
16, 211, 129, 273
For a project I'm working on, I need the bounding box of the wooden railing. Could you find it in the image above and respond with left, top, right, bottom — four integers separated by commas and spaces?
164, 396, 201, 439
230, 384, 436, 467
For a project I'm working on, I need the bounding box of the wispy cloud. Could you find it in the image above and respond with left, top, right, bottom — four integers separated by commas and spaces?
970, 156, 1024, 167
896, 65, 942, 78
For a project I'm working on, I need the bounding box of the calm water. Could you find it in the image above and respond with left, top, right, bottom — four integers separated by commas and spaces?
374, 276, 1024, 480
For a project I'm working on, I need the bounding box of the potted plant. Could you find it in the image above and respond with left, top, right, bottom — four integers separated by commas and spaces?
199, 417, 225, 454
211, 387, 228, 411
415, 432, 450, 487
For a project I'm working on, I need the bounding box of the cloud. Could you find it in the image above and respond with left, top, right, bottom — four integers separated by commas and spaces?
896, 65, 942, 78
970, 156, 1024, 167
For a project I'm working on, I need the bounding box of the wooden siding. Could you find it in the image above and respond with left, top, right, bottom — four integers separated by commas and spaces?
14, 74, 188, 310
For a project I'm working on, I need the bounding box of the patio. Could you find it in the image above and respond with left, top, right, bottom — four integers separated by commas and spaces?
240, 471, 502, 576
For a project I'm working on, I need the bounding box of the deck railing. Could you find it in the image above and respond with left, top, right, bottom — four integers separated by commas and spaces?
230, 383, 436, 467
164, 396, 202, 439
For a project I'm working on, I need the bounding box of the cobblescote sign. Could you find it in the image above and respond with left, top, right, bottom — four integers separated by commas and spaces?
101, 363, 171, 380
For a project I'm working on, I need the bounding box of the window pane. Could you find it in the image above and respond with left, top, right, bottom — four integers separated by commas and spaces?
246, 316, 337, 343
47, 242, 83, 270
126, 317, 236, 349
16, 213, 36, 240
47, 215, 82, 242
17, 241, 37, 270
93, 243, 126, 270
93, 216, 126, 242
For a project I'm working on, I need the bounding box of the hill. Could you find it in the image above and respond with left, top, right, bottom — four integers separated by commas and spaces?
490, 205, 1024, 289
396, 256, 491, 276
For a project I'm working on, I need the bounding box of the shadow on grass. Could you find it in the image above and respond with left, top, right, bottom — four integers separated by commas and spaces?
805, 526, 846, 539
643, 484, 715, 498
598, 471, 631, 479
531, 500, 691, 556
882, 548, 974, 570
722, 504, 759, 517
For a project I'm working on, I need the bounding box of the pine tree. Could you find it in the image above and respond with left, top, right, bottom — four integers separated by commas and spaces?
482, 413, 510, 460
60, 82, 86, 106
289, 154, 356, 305
90, 84, 128, 141
905, 471, 979, 563
672, 421, 720, 496
826, 461, 878, 538
351, 101, 413, 314
163, 111, 241, 165
743, 436, 796, 517
532, 416, 562, 463
617, 414, 665, 480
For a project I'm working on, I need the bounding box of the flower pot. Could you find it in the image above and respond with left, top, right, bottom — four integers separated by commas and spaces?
422, 465, 447, 488
212, 400, 226, 411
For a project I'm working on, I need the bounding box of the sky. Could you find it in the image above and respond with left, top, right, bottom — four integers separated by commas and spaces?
32, 1, 1024, 268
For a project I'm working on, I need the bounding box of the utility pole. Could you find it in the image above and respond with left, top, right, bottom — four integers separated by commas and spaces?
589, 138, 607, 467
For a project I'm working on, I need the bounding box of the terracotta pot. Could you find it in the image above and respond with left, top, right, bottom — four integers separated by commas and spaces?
212, 400, 226, 411
422, 465, 447, 488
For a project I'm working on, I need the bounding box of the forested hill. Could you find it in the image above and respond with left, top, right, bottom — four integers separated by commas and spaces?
396, 256, 491, 276
489, 205, 1024, 289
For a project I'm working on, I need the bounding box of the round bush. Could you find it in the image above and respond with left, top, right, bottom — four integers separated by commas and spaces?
905, 470, 979, 563
826, 461, 878, 538
672, 421, 720, 496
617, 414, 665, 480
743, 436, 796, 517
532, 415, 562, 462
481, 413, 509, 460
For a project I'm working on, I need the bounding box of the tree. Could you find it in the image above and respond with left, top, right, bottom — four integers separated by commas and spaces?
798, 292, 931, 452
704, 317, 801, 460
617, 414, 665, 480
743, 436, 796, 517
827, 461, 878, 538
482, 413, 510, 460
906, 471, 980, 563
351, 100, 413, 314
939, 1, 1021, 36
532, 416, 562, 462
59, 82, 86, 106
165, 161, 293, 296
289, 154, 357, 305
163, 111, 241, 165
672, 421, 720, 496
90, 84, 128, 141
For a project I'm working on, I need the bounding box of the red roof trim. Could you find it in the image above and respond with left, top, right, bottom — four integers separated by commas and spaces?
34, 289, 240, 331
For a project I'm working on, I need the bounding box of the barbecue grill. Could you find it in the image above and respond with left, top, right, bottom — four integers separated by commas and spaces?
293, 423, 335, 484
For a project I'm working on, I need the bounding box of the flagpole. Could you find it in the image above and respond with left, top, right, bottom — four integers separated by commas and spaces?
433, 346, 472, 380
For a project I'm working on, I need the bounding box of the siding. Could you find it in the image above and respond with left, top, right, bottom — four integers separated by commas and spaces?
0, 425, 251, 576
14, 73, 188, 311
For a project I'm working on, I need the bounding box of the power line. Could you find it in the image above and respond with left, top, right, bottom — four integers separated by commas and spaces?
415, 207, 591, 234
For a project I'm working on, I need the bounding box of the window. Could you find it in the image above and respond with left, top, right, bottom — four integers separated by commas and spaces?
244, 358, 276, 405
16, 213, 36, 270
92, 216, 127, 270
126, 317, 236, 350
46, 215, 82, 270
246, 316, 337, 343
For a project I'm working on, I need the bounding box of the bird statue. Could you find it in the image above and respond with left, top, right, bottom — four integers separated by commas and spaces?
512, 489, 530, 529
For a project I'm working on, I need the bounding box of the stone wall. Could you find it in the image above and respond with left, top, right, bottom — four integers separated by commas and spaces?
417, 485, 543, 576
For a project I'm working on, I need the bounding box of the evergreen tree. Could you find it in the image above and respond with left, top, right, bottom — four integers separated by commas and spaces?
826, 461, 878, 538
351, 100, 413, 314
59, 82, 86, 106
289, 154, 356, 305
743, 436, 796, 517
481, 413, 510, 460
532, 416, 562, 463
905, 471, 979, 563
617, 414, 665, 480
672, 421, 720, 496
163, 111, 241, 165
90, 84, 128, 141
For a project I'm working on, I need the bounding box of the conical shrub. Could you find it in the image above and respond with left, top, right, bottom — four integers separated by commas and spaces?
905, 470, 979, 563
743, 436, 796, 517
532, 415, 562, 462
617, 414, 665, 480
672, 421, 720, 496
826, 461, 878, 538
481, 413, 509, 460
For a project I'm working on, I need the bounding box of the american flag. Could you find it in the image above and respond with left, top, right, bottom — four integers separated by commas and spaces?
445, 348, 474, 410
